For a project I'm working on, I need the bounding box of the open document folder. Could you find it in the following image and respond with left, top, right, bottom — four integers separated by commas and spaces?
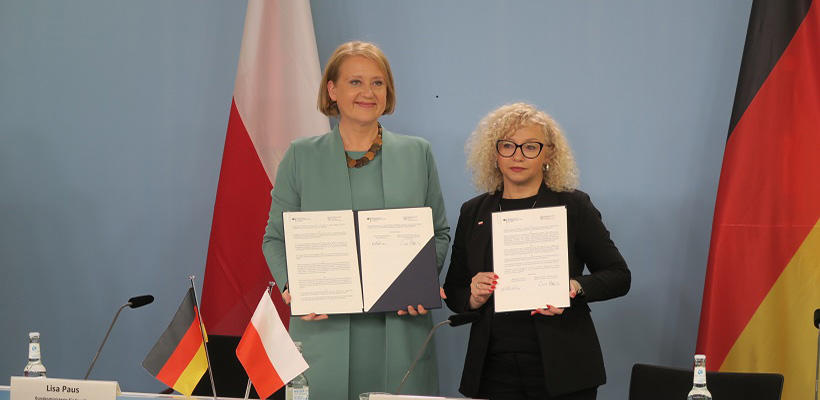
283, 207, 441, 315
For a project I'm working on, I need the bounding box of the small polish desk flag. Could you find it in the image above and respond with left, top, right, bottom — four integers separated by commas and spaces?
236, 290, 308, 399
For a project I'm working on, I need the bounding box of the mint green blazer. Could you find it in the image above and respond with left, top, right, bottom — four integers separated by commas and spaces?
262, 126, 450, 399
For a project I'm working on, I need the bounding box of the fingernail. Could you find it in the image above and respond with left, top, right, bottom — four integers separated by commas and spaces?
494, 274, 499, 279
492, 280, 497, 284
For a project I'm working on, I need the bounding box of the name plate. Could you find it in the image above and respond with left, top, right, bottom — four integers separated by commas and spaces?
10, 377, 119, 400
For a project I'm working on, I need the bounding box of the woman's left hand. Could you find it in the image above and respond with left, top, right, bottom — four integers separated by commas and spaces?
531, 279, 580, 317
531, 305, 564, 316
397, 287, 447, 316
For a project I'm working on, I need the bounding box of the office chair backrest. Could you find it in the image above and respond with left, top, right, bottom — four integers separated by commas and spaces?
629, 363, 784, 400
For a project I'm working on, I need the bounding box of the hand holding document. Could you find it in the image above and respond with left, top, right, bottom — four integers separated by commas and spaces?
491, 206, 570, 312
283, 207, 440, 315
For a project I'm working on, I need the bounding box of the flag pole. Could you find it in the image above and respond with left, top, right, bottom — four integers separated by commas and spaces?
189, 275, 218, 400
243, 380, 252, 400
242, 282, 277, 400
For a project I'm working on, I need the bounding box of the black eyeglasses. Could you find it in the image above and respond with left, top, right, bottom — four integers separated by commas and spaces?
496, 140, 545, 159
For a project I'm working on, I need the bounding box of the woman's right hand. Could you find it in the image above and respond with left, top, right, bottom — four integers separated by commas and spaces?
282, 289, 329, 321
469, 272, 498, 310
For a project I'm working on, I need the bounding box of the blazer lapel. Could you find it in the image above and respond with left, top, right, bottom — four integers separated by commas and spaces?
380, 129, 399, 208
473, 192, 502, 273
323, 126, 354, 210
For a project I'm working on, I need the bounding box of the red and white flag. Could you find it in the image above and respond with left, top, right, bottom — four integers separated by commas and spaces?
236, 290, 308, 399
200, 0, 329, 335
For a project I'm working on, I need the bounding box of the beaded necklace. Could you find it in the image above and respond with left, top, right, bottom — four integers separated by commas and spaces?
345, 124, 383, 168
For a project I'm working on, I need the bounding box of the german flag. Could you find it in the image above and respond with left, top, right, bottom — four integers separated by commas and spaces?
696, 1, 820, 399
142, 288, 209, 396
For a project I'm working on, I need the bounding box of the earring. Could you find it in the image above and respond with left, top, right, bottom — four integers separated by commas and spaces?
543, 164, 550, 171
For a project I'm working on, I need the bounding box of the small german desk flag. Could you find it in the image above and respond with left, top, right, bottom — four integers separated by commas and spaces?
142, 288, 209, 396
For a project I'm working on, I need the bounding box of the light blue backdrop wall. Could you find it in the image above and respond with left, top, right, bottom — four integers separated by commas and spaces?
1, 1, 752, 399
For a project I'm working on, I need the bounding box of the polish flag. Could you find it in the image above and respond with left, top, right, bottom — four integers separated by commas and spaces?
200, 0, 329, 336
236, 290, 308, 399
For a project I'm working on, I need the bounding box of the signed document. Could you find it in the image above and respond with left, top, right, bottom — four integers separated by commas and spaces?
358, 207, 440, 312
491, 206, 570, 312
283, 207, 439, 315
283, 210, 364, 315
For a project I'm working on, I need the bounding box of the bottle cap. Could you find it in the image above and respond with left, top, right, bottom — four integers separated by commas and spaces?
29, 332, 40, 339
694, 354, 706, 360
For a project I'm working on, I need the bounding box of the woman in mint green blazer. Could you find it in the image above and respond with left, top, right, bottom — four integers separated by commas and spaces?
262, 41, 450, 400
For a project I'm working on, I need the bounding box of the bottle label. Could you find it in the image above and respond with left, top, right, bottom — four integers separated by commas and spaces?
693, 366, 706, 384
293, 387, 308, 400
290, 387, 308, 400
29, 343, 40, 359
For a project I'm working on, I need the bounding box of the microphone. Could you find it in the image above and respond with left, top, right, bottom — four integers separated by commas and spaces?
84, 294, 154, 379
448, 311, 480, 327
396, 312, 481, 394
128, 295, 154, 308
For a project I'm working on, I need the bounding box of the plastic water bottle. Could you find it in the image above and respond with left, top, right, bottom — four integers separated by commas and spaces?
687, 354, 712, 400
285, 342, 309, 400
23, 332, 47, 377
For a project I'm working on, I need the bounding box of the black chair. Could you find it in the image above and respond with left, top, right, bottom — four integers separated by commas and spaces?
629, 363, 784, 400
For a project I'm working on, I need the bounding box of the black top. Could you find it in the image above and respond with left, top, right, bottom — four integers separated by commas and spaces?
488, 195, 540, 355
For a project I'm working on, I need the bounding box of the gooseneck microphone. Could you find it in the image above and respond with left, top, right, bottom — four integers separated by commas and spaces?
84, 295, 154, 379
448, 311, 481, 327
395, 312, 481, 394
128, 295, 154, 309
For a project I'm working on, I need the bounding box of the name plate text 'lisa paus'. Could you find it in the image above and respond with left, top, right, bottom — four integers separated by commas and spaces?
10, 377, 119, 400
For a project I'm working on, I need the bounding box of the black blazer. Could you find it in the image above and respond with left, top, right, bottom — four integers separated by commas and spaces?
443, 184, 631, 397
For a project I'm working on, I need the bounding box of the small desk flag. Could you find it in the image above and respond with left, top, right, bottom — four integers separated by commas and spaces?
142, 288, 208, 396
236, 290, 308, 399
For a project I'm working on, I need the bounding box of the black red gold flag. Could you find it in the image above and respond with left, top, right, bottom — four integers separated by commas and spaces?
697, 1, 820, 399
142, 288, 209, 396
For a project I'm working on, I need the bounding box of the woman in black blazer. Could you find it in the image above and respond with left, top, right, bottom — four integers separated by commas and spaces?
443, 103, 630, 400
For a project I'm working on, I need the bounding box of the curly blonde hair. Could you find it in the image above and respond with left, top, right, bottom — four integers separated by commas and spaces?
466, 103, 579, 193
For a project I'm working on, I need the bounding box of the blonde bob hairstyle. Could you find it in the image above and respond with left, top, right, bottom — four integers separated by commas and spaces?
466, 103, 579, 194
317, 41, 396, 117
